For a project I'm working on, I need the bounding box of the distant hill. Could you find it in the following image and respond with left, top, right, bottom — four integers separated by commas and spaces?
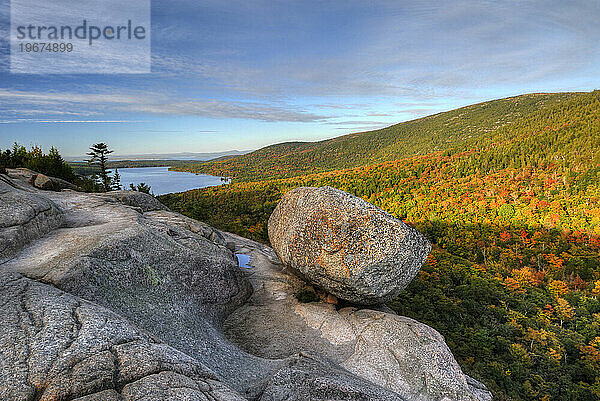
68, 159, 200, 176
65, 150, 251, 163
173, 93, 580, 181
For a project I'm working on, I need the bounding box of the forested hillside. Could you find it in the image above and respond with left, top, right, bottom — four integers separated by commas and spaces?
173, 92, 579, 182
160, 91, 600, 400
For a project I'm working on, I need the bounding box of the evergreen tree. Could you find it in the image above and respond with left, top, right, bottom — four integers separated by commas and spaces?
0, 143, 75, 182
130, 182, 151, 194
86, 143, 113, 192
112, 168, 122, 190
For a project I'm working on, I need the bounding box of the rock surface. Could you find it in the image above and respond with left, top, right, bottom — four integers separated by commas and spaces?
268, 186, 432, 304
1, 171, 262, 393
2, 170, 447, 401
223, 233, 492, 401
257, 353, 404, 401
33, 173, 55, 190
104, 190, 169, 213
0, 174, 64, 262
7, 168, 79, 191
0, 271, 244, 401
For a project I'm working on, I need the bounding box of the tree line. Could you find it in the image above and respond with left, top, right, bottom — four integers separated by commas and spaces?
0, 142, 151, 194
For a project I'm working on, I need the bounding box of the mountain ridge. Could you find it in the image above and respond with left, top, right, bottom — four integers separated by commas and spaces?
173, 92, 582, 181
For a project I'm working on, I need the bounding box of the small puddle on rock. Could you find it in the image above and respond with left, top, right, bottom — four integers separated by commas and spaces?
236, 254, 253, 269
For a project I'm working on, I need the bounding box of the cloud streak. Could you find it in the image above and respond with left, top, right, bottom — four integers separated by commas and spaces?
0, 88, 330, 122
0, 119, 144, 123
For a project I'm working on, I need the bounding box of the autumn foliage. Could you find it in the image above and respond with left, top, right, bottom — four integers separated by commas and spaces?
160, 91, 600, 400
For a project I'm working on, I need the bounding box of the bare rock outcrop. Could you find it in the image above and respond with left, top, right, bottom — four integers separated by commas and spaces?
268, 186, 431, 305
0, 271, 244, 401
6, 168, 79, 191
0, 171, 422, 401
1, 170, 259, 391
257, 353, 404, 401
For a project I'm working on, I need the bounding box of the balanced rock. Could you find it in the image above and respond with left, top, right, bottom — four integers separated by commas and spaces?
223, 232, 492, 401
268, 186, 431, 305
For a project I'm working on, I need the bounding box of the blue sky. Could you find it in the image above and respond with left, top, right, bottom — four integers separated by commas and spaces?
0, 0, 599, 157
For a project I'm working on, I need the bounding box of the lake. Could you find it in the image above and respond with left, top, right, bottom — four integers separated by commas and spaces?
109, 166, 228, 195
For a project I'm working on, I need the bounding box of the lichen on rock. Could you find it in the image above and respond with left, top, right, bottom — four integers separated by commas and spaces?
268, 186, 432, 305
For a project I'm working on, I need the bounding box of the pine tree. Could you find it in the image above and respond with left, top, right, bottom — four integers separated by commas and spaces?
86, 143, 113, 192
112, 168, 122, 190
130, 182, 151, 194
